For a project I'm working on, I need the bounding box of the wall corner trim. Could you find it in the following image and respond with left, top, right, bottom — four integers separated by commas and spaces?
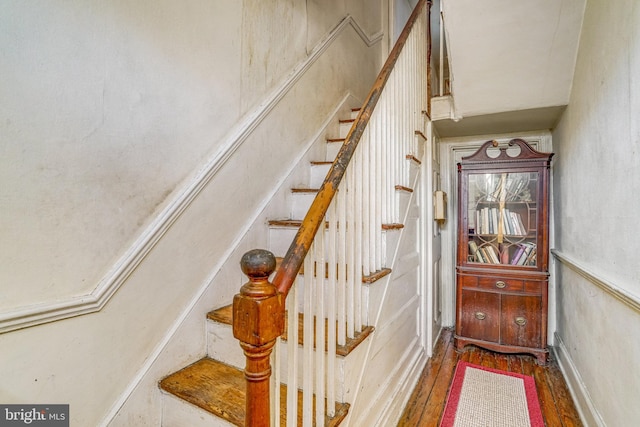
551, 249, 640, 314
552, 334, 606, 427
0, 14, 382, 335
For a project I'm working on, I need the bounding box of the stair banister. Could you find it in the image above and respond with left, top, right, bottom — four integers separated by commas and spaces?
233, 1, 430, 426
233, 249, 284, 427
272, 0, 430, 299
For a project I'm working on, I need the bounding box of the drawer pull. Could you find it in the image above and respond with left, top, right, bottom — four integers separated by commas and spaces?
514, 316, 527, 326
495, 281, 507, 288
475, 312, 486, 320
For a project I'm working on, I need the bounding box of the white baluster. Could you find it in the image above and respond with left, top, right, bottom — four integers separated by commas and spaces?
327, 200, 337, 416
315, 226, 325, 426
286, 280, 298, 427
303, 248, 314, 426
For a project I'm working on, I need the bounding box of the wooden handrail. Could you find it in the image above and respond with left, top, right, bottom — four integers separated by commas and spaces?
272, 0, 430, 298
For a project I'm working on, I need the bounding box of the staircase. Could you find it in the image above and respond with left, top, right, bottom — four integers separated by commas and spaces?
158, 109, 408, 426
157, 2, 430, 424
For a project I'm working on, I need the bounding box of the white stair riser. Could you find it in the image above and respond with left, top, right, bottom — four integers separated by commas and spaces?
161, 393, 234, 427
274, 343, 347, 401
268, 226, 299, 258
206, 321, 245, 369
283, 187, 414, 243
339, 121, 353, 139
290, 192, 317, 219
269, 226, 396, 268
326, 140, 343, 161
205, 318, 369, 404
397, 190, 412, 220
310, 163, 332, 188
408, 158, 421, 186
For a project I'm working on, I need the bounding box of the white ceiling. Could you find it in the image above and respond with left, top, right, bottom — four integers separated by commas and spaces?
435, 0, 586, 137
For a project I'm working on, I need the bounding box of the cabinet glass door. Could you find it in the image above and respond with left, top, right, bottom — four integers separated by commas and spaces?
466, 172, 539, 266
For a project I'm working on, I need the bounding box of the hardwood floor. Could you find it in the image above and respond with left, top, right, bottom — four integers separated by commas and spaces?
398, 328, 583, 426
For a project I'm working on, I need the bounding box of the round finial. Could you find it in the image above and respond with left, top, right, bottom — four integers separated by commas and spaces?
240, 249, 276, 279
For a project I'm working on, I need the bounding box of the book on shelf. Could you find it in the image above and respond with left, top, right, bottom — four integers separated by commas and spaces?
484, 245, 500, 264
478, 247, 489, 263
471, 241, 537, 266
469, 241, 479, 261
469, 241, 484, 263
524, 248, 537, 266
510, 245, 525, 265
510, 242, 536, 265
475, 207, 527, 236
501, 209, 513, 235
468, 241, 502, 264
511, 211, 527, 235
490, 208, 498, 234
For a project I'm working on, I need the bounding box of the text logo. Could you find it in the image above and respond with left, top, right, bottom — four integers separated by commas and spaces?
0, 405, 68, 427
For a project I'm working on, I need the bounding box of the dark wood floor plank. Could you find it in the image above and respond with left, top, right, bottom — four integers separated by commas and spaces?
509, 354, 525, 374
493, 352, 510, 372
532, 362, 564, 427
398, 333, 583, 427
480, 347, 497, 369
545, 362, 584, 427
467, 345, 482, 366
416, 335, 460, 427
398, 329, 453, 426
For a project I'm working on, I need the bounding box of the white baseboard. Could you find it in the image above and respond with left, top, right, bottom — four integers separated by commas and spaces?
376, 348, 429, 426
552, 334, 606, 427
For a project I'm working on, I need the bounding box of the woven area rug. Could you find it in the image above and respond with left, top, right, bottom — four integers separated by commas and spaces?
440, 361, 544, 427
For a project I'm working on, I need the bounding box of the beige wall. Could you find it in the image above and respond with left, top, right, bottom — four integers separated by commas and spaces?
552, 0, 640, 424
0, 0, 245, 311
0, 1, 383, 425
0, 0, 380, 317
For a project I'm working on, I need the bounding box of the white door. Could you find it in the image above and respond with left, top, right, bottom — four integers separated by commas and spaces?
423, 121, 443, 354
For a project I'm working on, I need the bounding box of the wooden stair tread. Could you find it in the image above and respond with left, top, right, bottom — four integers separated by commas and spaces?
207, 306, 374, 357
207, 304, 233, 324
406, 153, 422, 165
363, 268, 392, 283
269, 219, 404, 231
395, 185, 414, 193
299, 261, 390, 283
293, 186, 411, 194
382, 223, 404, 230
282, 315, 374, 357
160, 358, 245, 426
160, 357, 349, 427
268, 219, 311, 227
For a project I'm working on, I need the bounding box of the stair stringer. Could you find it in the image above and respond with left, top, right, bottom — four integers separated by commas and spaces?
106, 94, 361, 427
337, 153, 430, 427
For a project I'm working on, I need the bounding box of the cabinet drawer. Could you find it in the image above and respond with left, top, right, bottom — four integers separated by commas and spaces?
459, 275, 478, 289
477, 277, 523, 292
459, 290, 500, 343
524, 281, 543, 294
501, 294, 542, 348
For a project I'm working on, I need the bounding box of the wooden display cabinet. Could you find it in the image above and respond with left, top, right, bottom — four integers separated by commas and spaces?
455, 139, 553, 364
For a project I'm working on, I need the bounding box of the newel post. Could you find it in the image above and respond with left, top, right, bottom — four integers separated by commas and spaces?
233, 249, 284, 427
